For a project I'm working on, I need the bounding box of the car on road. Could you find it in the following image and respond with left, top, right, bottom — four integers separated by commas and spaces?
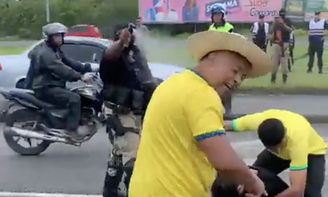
0, 36, 185, 89
66, 24, 102, 38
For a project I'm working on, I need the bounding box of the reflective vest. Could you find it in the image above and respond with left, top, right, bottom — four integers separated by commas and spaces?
208, 22, 234, 32
308, 19, 325, 43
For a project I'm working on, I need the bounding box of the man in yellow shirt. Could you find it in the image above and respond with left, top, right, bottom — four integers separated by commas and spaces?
128, 30, 271, 197
225, 109, 327, 197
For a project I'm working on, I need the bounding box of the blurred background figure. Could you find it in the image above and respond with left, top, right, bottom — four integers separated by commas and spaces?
269, 8, 293, 84
135, 16, 149, 35
307, 12, 328, 74
250, 14, 269, 52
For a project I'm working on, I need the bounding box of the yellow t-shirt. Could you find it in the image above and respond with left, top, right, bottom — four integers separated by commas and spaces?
129, 70, 225, 197
232, 109, 327, 171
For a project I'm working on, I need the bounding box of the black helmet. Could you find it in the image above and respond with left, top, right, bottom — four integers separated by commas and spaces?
279, 8, 286, 16
113, 23, 136, 41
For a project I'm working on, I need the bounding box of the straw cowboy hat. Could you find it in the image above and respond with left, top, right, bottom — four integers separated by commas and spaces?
186, 31, 272, 78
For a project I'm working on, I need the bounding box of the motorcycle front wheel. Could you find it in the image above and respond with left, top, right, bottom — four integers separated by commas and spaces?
3, 108, 51, 156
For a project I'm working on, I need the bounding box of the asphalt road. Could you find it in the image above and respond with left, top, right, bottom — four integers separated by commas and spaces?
233, 95, 328, 115
1, 94, 328, 122
0, 124, 328, 196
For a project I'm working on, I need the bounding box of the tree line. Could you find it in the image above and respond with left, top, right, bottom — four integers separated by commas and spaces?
0, 0, 309, 39
0, 0, 138, 39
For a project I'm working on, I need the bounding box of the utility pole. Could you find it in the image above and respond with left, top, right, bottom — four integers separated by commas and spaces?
45, 0, 50, 22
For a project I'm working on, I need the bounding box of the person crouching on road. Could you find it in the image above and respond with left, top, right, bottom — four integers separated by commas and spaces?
224, 109, 326, 197
99, 23, 158, 197
129, 31, 271, 197
251, 14, 269, 52
269, 8, 293, 84
208, 4, 234, 115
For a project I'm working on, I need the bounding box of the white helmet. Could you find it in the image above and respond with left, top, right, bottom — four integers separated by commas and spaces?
42, 22, 68, 37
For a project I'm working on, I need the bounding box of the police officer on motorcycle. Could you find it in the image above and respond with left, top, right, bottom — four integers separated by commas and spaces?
100, 23, 157, 197
32, 22, 93, 141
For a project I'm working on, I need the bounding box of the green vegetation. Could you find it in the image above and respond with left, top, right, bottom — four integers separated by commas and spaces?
0, 0, 137, 39
145, 37, 328, 90
0, 0, 313, 40
241, 45, 328, 89
0, 30, 326, 90
0, 46, 26, 55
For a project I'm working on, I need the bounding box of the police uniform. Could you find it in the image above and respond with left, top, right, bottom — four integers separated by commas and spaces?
251, 21, 269, 52
307, 16, 327, 73
100, 24, 158, 197
209, 22, 234, 32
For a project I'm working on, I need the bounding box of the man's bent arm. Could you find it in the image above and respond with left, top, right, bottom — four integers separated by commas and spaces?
197, 135, 257, 186
224, 113, 265, 132
276, 136, 308, 197
186, 90, 256, 186
275, 170, 306, 197
103, 40, 125, 60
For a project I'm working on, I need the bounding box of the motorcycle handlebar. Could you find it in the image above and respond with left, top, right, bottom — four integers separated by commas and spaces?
83, 72, 103, 88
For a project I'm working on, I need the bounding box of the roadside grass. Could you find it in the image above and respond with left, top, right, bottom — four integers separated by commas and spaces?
0, 36, 25, 41
1, 30, 328, 90
145, 38, 328, 90
241, 45, 328, 90
0, 46, 26, 55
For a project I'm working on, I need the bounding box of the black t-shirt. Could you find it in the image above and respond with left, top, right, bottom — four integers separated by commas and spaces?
99, 49, 142, 90
211, 166, 289, 197
274, 18, 293, 43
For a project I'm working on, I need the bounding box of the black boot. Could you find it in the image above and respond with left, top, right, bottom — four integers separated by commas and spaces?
271, 74, 276, 84
102, 155, 124, 197
282, 74, 288, 84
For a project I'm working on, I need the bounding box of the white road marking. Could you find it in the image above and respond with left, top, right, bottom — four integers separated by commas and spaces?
0, 192, 101, 197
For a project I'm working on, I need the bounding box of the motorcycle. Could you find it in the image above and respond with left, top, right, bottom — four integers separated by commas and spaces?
0, 72, 106, 156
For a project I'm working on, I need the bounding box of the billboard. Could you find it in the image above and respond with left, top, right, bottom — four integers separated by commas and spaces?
139, 0, 284, 23
304, 0, 328, 21
284, 0, 305, 20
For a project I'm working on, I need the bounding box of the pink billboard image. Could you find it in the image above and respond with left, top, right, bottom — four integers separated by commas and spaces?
139, 0, 283, 23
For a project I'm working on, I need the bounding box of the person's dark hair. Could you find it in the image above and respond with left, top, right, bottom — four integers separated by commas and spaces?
279, 8, 286, 18
259, 14, 265, 19
315, 11, 321, 16
211, 178, 241, 197
257, 118, 285, 147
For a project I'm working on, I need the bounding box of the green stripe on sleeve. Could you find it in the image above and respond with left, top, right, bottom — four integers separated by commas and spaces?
289, 165, 308, 171
194, 130, 226, 141
232, 119, 238, 132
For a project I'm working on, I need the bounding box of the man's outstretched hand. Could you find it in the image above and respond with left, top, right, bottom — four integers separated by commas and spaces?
119, 28, 131, 47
